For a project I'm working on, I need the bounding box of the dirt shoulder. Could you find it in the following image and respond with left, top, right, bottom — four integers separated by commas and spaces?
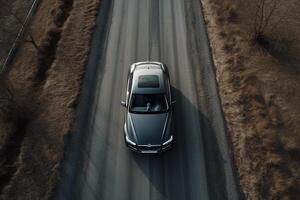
0, 0, 101, 199
201, 0, 300, 199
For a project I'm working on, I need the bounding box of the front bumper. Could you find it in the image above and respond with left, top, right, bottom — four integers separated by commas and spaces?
124, 124, 173, 153
126, 142, 173, 153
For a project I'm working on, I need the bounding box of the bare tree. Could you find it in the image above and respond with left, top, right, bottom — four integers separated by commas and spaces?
0, 1, 41, 52
252, 0, 283, 44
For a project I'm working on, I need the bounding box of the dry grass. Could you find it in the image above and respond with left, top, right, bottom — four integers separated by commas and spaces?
0, 0, 34, 64
201, 0, 300, 199
0, 0, 101, 199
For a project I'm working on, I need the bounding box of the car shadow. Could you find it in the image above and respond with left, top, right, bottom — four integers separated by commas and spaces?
131, 87, 230, 200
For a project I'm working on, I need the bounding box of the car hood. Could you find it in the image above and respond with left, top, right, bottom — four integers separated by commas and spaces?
128, 112, 168, 145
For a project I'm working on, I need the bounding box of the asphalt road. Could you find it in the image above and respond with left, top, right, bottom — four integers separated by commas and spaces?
57, 0, 239, 199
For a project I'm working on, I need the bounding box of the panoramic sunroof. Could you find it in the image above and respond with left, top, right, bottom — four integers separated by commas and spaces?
138, 75, 159, 88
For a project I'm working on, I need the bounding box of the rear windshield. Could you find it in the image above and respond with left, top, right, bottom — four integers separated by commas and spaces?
130, 94, 168, 113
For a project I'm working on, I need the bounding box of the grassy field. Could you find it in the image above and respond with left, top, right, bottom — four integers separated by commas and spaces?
0, 0, 101, 199
201, 0, 300, 199
0, 0, 34, 64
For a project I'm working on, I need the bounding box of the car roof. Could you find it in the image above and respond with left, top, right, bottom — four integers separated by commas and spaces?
132, 64, 166, 94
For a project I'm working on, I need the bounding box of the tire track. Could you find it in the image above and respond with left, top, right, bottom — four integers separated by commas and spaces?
76, 0, 127, 199
160, 0, 189, 200
99, 1, 130, 199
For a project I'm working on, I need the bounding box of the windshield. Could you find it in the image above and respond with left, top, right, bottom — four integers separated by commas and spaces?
130, 94, 168, 113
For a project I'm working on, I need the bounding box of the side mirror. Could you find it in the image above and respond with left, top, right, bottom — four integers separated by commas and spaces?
171, 100, 176, 106
121, 101, 127, 107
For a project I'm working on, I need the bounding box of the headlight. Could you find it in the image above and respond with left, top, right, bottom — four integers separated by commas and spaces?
126, 135, 136, 146
163, 135, 173, 146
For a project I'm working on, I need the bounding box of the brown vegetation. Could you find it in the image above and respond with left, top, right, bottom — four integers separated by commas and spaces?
0, 0, 34, 64
201, 0, 300, 199
0, 0, 101, 199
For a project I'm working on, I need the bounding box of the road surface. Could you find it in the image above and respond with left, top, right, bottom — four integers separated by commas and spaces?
57, 0, 240, 199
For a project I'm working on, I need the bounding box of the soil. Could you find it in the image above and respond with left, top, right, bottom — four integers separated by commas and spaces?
201, 0, 300, 199
0, 0, 101, 199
